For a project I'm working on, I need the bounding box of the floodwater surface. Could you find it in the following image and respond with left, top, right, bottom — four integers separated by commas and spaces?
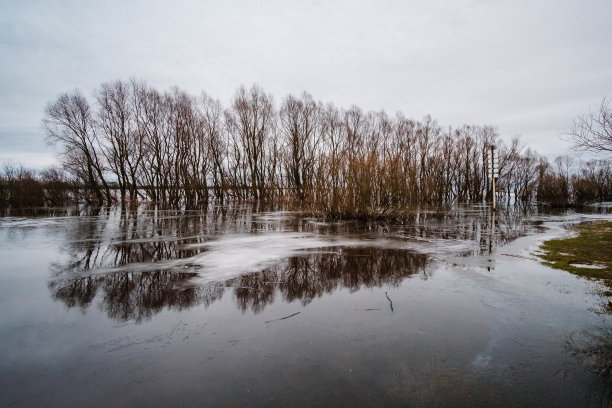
1, 203, 612, 407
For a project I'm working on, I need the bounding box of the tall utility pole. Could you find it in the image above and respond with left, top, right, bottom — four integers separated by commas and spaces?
486, 145, 499, 211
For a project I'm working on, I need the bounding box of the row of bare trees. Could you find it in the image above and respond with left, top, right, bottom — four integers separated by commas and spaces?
0, 163, 74, 209
24, 80, 611, 215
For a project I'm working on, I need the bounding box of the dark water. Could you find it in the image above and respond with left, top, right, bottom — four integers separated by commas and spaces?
1, 203, 612, 407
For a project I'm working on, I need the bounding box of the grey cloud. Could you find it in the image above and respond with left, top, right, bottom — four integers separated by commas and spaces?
1, 0, 611, 167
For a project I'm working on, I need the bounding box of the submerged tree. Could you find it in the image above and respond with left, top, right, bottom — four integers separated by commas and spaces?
34, 80, 612, 214
280, 92, 322, 201
43, 90, 112, 205
96, 80, 144, 202
226, 85, 276, 199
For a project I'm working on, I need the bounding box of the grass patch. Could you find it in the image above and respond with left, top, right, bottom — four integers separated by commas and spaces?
540, 221, 612, 380
537, 221, 612, 286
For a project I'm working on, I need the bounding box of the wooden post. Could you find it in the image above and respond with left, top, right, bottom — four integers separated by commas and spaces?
492, 166, 496, 212
489, 206, 496, 254
490, 145, 497, 212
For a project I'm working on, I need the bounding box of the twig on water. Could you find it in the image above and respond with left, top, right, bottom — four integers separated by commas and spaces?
265, 312, 301, 324
385, 291, 394, 312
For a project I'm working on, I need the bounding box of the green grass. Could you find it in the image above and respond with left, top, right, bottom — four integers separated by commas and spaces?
537, 221, 612, 288
538, 221, 612, 377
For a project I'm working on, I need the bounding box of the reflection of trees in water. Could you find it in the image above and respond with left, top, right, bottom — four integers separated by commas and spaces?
567, 328, 612, 378
565, 328, 612, 405
99, 272, 209, 322
48, 275, 98, 310
37, 203, 552, 276
50, 205, 278, 279
396, 205, 543, 256
47, 205, 280, 323
230, 248, 430, 313
49, 271, 224, 323
46, 203, 556, 322
49, 247, 429, 322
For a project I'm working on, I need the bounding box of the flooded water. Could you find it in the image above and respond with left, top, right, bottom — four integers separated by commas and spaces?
1, 203, 612, 407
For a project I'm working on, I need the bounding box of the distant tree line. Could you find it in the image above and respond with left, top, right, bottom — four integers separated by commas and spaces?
1, 80, 611, 215
0, 163, 74, 209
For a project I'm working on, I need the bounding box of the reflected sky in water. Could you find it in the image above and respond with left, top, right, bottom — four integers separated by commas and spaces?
1, 203, 612, 407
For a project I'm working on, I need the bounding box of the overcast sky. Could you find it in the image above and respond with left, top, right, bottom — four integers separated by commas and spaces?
1, 0, 611, 169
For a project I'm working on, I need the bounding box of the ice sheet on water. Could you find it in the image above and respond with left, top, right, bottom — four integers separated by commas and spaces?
189, 233, 333, 281
44, 227, 479, 284
25, 204, 612, 288
181, 232, 477, 284
0, 217, 66, 228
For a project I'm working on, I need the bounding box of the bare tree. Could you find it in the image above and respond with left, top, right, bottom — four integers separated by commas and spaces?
416, 115, 441, 201
40, 80, 612, 213
226, 85, 275, 199
43, 90, 111, 204
199, 92, 227, 201
565, 97, 612, 155
132, 82, 172, 202
96, 80, 144, 202
393, 114, 418, 203
582, 159, 612, 201
280, 92, 322, 201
